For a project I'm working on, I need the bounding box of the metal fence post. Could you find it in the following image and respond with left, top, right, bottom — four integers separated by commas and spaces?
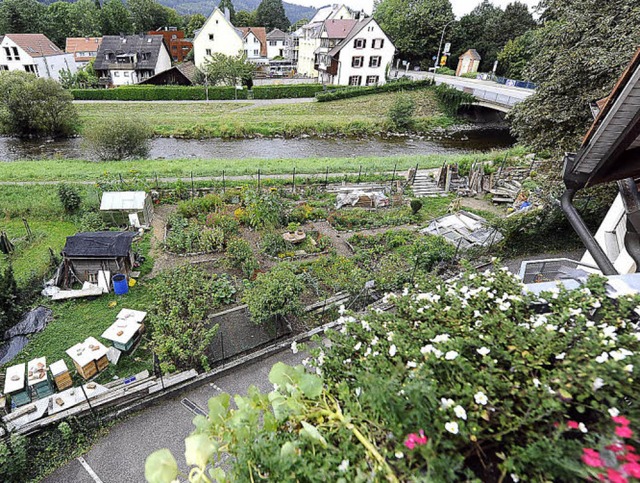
292, 167, 296, 193
222, 170, 226, 193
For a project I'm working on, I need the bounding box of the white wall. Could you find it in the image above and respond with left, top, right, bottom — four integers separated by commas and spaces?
155, 43, 172, 75
267, 39, 286, 59
110, 69, 138, 86
243, 32, 262, 59
0, 37, 77, 81
194, 8, 243, 68
333, 20, 395, 86
297, 36, 320, 78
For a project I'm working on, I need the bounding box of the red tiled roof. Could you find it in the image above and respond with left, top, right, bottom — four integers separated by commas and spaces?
323, 19, 358, 39
5, 33, 63, 57
65, 37, 102, 54
238, 27, 267, 57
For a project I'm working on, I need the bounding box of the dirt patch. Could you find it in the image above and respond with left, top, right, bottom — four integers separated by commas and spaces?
459, 196, 505, 216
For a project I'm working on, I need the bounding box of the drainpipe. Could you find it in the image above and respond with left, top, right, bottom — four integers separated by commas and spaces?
560, 188, 617, 275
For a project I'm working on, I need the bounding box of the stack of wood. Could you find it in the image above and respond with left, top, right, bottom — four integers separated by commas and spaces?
490, 179, 522, 204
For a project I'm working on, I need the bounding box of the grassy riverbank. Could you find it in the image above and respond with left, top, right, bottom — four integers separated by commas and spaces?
76, 90, 457, 138
0, 147, 527, 183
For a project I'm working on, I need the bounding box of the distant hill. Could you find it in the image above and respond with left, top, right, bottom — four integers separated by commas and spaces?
158, 0, 318, 24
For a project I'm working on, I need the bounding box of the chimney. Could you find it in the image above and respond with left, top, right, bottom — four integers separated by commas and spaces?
224, 7, 230, 22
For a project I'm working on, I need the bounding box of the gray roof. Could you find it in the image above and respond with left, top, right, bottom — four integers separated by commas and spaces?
267, 28, 288, 40
93, 35, 168, 71
63, 232, 135, 258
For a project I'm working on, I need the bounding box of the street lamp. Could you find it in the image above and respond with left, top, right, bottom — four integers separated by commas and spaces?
434, 20, 455, 71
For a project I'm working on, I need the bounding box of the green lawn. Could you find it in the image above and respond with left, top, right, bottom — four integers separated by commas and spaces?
75, 90, 454, 138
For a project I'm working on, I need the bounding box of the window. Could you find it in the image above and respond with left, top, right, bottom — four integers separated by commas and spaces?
209, 34, 214, 41
12, 47, 19, 60
269, 40, 277, 46
172, 45, 178, 50
206, 48, 212, 56
124, 71, 129, 77
113, 71, 120, 77
351, 56, 364, 68
369, 56, 381, 68
348, 75, 361, 86
353, 38, 366, 49
254, 38, 258, 43
254, 49, 259, 55
0, 65, 8, 70
3, 47, 12, 61
24, 64, 37, 75
372, 39, 385, 49
366, 75, 379, 86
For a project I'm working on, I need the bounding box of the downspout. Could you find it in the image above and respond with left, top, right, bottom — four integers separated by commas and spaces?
560, 188, 617, 275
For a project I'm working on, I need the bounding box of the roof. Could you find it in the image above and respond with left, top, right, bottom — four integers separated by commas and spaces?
238, 27, 267, 57
93, 35, 168, 71
4, 33, 63, 57
138, 61, 197, 85
65, 37, 102, 55
100, 191, 148, 211
323, 19, 358, 40
267, 28, 288, 40
460, 49, 481, 61
63, 232, 136, 258
328, 18, 371, 57
563, 48, 640, 188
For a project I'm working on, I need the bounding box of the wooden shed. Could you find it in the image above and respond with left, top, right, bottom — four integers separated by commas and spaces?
456, 49, 481, 77
62, 231, 136, 285
100, 191, 154, 227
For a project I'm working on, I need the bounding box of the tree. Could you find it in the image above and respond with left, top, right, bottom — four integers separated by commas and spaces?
509, 0, 640, 154
255, 0, 290, 31
0, 264, 19, 334
0, 71, 78, 138
100, 0, 133, 35
43, 1, 75, 47
128, 0, 169, 32
289, 17, 308, 32
69, 0, 102, 37
84, 116, 153, 161
0, 0, 46, 34
218, 0, 236, 24
197, 53, 254, 87
374, 0, 454, 63
185, 13, 206, 38
234, 10, 256, 28
496, 29, 538, 79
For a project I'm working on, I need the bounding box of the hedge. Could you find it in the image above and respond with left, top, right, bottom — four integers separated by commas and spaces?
315, 79, 435, 102
70, 85, 248, 101
252, 84, 324, 99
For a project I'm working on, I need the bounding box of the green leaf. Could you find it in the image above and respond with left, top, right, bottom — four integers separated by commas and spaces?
268, 391, 289, 420
185, 434, 215, 469
209, 467, 226, 483
298, 373, 323, 399
145, 449, 178, 483
299, 421, 328, 448
280, 441, 298, 461
208, 393, 231, 423
269, 362, 297, 388
192, 414, 209, 432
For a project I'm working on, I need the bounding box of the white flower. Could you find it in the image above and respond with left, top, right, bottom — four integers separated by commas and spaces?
395, 451, 404, 459
343, 358, 351, 364
569, 308, 582, 317
338, 304, 346, 315
353, 341, 362, 351
592, 378, 604, 390
389, 344, 397, 357
498, 301, 511, 311
301, 358, 309, 366
290, 341, 298, 354
421, 344, 434, 354
609, 407, 620, 417
355, 387, 361, 397
474, 391, 488, 405
511, 474, 520, 483
586, 321, 595, 328
445, 351, 459, 360
595, 352, 609, 364
445, 421, 459, 434
545, 324, 558, 332
532, 378, 541, 388
361, 320, 371, 331
371, 336, 379, 346
578, 422, 588, 433
454, 405, 467, 420
338, 460, 349, 472
431, 334, 450, 343
440, 398, 455, 410
624, 364, 634, 373
477, 347, 490, 356
555, 352, 566, 360
406, 361, 417, 368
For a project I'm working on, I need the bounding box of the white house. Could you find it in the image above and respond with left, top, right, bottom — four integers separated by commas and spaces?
92, 35, 171, 87
317, 17, 395, 86
0, 34, 77, 81
238, 27, 268, 66
266, 29, 289, 59
193, 8, 244, 68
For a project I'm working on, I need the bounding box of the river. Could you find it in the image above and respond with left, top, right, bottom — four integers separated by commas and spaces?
0, 126, 515, 161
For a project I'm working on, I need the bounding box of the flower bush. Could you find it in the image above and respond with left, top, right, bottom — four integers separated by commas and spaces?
146, 267, 640, 482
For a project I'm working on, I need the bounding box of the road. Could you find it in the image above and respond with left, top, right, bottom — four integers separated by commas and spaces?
44, 348, 305, 483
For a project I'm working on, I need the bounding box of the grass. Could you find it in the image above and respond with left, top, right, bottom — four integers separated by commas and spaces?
75, 90, 456, 138
0, 147, 529, 183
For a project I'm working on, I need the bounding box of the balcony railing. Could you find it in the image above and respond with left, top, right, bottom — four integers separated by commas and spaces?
107, 62, 135, 70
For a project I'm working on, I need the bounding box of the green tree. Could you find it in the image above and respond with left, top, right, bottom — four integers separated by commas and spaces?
255, 0, 290, 31
0, 0, 46, 34
374, 0, 454, 63
509, 0, 640, 153
185, 13, 206, 37
218, 0, 236, 24
234, 10, 256, 27
43, 1, 75, 47
100, 0, 133, 35
128, 0, 169, 32
0, 264, 19, 334
496, 29, 538, 79
197, 53, 254, 87
69, 0, 102, 37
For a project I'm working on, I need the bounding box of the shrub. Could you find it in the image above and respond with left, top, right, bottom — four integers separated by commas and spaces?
252, 84, 324, 99
461, 71, 481, 79
84, 117, 153, 161
0, 264, 19, 334
261, 231, 292, 257
436, 66, 456, 75
70, 85, 248, 101
288, 203, 328, 223
225, 238, 258, 278
177, 194, 223, 218
410, 199, 423, 215
0, 71, 78, 138
387, 94, 415, 130
205, 213, 239, 241
434, 84, 476, 116
78, 211, 106, 231
242, 262, 304, 326
242, 189, 287, 229
315, 79, 434, 102
164, 213, 224, 254
0, 434, 27, 482
149, 266, 235, 372
57, 184, 81, 214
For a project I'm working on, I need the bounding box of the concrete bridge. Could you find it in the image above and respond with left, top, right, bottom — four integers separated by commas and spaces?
392, 70, 535, 112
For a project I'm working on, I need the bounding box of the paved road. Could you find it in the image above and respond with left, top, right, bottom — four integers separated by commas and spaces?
44, 348, 305, 483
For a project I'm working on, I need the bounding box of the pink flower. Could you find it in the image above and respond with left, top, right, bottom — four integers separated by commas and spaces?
581, 448, 604, 468
606, 444, 624, 453
606, 468, 628, 483
403, 429, 428, 450
613, 416, 631, 427
567, 420, 580, 430
615, 425, 634, 439
622, 462, 640, 478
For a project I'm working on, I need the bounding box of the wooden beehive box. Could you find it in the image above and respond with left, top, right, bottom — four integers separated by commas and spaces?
50, 359, 72, 391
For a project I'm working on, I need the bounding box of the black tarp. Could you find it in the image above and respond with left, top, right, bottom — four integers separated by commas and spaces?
63, 231, 135, 258
4, 306, 52, 340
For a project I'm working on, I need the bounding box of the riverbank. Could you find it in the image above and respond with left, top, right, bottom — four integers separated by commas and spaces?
75, 90, 457, 139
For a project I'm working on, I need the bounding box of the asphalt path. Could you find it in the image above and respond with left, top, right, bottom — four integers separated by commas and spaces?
44, 348, 305, 483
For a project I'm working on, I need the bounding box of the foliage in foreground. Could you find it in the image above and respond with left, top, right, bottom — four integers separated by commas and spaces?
83, 116, 153, 161
147, 267, 640, 482
149, 266, 235, 372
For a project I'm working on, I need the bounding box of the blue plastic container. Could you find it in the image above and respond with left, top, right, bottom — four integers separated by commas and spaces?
112, 274, 129, 295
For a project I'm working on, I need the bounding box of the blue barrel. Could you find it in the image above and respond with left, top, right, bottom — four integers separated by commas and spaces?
112, 274, 129, 295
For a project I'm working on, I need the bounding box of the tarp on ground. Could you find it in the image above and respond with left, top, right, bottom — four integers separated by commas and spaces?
421, 211, 503, 250
336, 191, 389, 209
4, 306, 53, 340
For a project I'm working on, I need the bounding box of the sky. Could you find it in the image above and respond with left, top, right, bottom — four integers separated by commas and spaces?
288, 0, 539, 18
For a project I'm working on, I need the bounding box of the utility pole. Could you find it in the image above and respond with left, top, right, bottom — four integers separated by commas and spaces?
434, 20, 455, 71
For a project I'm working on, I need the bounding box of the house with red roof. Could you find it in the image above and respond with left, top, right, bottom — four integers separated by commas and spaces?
0, 33, 77, 81
65, 37, 102, 67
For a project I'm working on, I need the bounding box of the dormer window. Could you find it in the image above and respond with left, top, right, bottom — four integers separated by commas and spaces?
354, 38, 366, 49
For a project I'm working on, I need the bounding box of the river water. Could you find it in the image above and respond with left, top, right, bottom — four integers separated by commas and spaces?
0, 126, 515, 161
